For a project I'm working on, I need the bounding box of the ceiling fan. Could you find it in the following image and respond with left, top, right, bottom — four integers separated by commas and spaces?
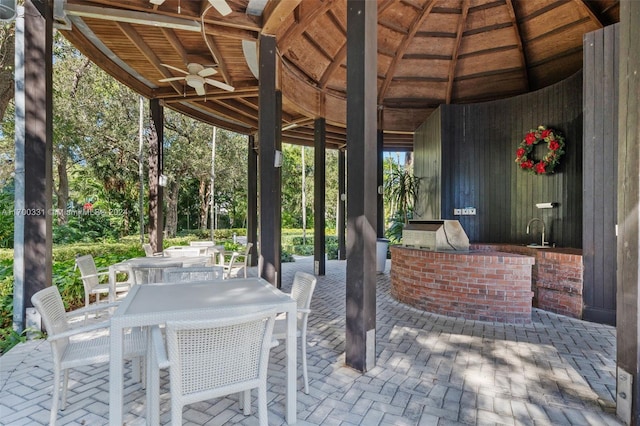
159, 63, 235, 94
149, 0, 232, 16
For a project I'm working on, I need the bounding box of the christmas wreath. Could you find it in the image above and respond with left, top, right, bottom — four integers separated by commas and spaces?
515, 125, 565, 175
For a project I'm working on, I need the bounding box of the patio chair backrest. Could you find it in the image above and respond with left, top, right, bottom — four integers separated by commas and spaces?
164, 310, 277, 421
31, 286, 71, 359
75, 255, 100, 293
163, 266, 225, 283
291, 271, 317, 327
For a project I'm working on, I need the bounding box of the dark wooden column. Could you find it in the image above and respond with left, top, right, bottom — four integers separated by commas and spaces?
258, 34, 282, 288
377, 129, 384, 237
247, 134, 258, 267
338, 148, 346, 260
148, 99, 164, 253
13, 1, 53, 331
345, 0, 377, 372
314, 118, 326, 275
616, 1, 640, 424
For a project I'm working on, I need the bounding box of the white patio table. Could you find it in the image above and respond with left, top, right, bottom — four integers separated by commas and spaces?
108, 278, 298, 424
108, 256, 208, 302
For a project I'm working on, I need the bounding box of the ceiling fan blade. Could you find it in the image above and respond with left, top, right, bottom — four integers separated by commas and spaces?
204, 78, 235, 92
209, 0, 232, 16
195, 85, 206, 96
198, 67, 217, 77
159, 76, 185, 82
160, 63, 188, 75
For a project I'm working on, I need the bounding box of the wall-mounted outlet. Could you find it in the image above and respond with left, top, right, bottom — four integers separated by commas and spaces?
454, 208, 461, 215
461, 207, 476, 215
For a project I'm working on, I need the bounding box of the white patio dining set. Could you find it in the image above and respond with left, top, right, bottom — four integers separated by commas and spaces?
28, 240, 317, 426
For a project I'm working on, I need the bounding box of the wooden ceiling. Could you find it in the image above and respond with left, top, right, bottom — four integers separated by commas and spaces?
57, 0, 619, 151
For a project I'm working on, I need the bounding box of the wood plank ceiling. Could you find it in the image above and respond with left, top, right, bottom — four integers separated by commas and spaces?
57, 0, 619, 151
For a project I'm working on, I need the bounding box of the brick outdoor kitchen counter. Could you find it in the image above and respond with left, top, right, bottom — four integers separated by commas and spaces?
390, 245, 536, 324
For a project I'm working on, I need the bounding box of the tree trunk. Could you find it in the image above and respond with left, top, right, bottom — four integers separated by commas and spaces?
0, 27, 15, 122
198, 178, 209, 231
165, 181, 180, 237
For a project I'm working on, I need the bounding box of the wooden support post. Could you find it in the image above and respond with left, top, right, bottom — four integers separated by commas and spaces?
258, 34, 282, 288
148, 99, 164, 253
377, 129, 384, 238
314, 118, 326, 276
247, 134, 258, 267
345, 0, 377, 372
13, 1, 53, 332
338, 148, 346, 260
616, 1, 640, 424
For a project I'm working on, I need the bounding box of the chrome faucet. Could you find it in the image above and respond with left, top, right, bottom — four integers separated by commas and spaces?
526, 218, 548, 246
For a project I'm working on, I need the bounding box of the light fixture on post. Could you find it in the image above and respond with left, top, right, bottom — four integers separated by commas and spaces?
274, 150, 283, 167
158, 174, 168, 187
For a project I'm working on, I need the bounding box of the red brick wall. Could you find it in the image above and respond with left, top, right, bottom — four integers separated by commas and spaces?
390, 246, 535, 324
472, 244, 583, 318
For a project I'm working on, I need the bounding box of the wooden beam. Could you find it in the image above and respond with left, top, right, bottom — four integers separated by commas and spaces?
573, 0, 605, 28
338, 148, 346, 260
201, 32, 233, 86
64, 3, 201, 32
279, 0, 336, 51
262, 0, 302, 35
13, 0, 54, 332
116, 22, 183, 94
258, 34, 282, 288
346, 0, 377, 373
247, 135, 258, 267
314, 118, 326, 276
378, 0, 437, 103
617, 1, 640, 423
445, 0, 469, 104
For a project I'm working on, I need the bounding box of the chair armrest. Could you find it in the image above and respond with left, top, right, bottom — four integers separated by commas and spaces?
150, 326, 170, 369
47, 320, 111, 341
80, 270, 110, 280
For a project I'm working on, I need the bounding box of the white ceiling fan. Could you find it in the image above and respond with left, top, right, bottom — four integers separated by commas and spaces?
159, 63, 235, 94
149, 0, 232, 16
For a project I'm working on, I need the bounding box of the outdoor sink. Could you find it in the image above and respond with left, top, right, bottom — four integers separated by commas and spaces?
526, 243, 550, 249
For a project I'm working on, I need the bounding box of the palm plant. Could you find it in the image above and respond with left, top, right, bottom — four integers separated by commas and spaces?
384, 164, 420, 242
384, 164, 420, 225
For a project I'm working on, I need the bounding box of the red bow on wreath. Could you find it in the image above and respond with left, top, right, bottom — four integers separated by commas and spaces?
515, 125, 565, 175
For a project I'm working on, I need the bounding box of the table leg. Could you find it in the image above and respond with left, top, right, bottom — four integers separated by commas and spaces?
109, 322, 124, 424
286, 308, 297, 424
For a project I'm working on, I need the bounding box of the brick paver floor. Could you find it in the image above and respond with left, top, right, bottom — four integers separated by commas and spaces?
0, 257, 622, 425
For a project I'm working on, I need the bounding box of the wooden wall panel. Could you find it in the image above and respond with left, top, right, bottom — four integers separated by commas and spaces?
415, 71, 583, 247
583, 25, 618, 325
413, 108, 441, 220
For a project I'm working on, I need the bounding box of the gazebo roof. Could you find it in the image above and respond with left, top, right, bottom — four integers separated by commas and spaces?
57, 0, 620, 150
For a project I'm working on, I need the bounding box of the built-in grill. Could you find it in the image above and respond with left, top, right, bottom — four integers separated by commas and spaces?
402, 220, 469, 251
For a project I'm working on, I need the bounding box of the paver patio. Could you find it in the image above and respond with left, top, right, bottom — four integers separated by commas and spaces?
0, 256, 621, 425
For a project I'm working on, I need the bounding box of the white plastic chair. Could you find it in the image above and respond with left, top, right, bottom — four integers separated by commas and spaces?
272, 271, 317, 394
222, 242, 253, 279
75, 254, 130, 307
163, 266, 225, 282
31, 286, 147, 426
147, 310, 277, 426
